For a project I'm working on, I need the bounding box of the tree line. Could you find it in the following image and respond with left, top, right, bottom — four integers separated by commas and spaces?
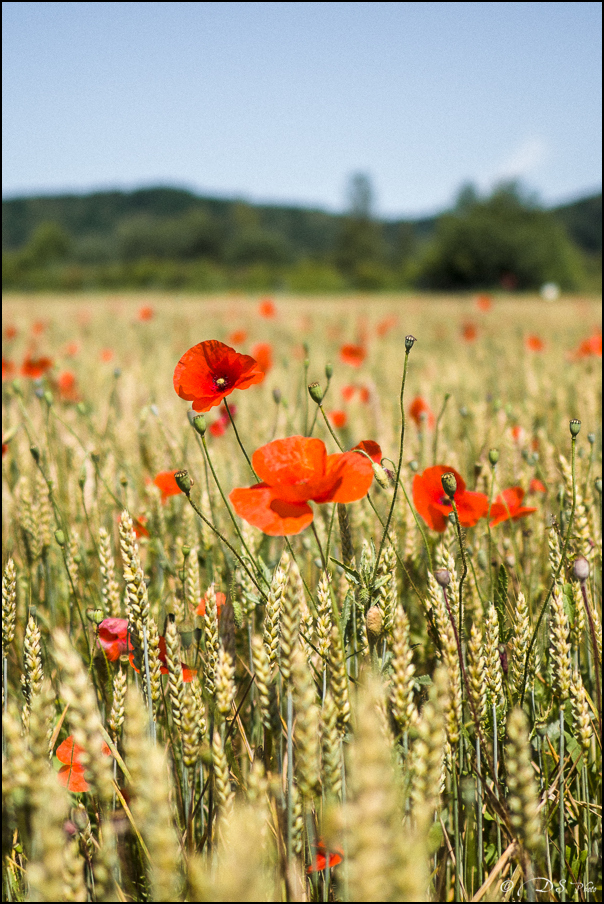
2, 177, 601, 292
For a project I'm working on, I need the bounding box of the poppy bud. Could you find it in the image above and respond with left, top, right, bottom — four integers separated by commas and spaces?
55, 529, 66, 547
34, 384, 44, 399
595, 477, 602, 495
192, 414, 207, 436
308, 382, 324, 404
113, 368, 121, 379
459, 405, 469, 418
43, 390, 53, 406
182, 546, 191, 558
272, 388, 281, 404
569, 419, 581, 437
372, 462, 390, 489
404, 335, 416, 351
325, 362, 333, 379
366, 605, 383, 638
86, 607, 104, 625
587, 432, 595, 444
408, 459, 419, 472
441, 472, 457, 499
120, 475, 128, 487
434, 568, 451, 588
572, 556, 590, 583
488, 448, 499, 467
76, 402, 87, 416
78, 467, 86, 489
175, 469, 193, 495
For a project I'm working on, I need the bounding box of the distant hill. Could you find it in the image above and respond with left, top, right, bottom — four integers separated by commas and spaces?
2, 185, 601, 292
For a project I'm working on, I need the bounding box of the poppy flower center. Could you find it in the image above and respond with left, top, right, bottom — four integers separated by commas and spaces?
213, 375, 229, 389
438, 494, 453, 507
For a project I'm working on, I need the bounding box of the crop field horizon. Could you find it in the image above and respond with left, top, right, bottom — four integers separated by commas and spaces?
2, 291, 602, 901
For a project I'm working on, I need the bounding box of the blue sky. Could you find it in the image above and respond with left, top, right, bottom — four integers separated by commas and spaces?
2, 1, 602, 217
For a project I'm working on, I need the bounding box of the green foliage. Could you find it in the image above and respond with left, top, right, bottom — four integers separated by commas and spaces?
416, 183, 586, 290
2, 181, 601, 292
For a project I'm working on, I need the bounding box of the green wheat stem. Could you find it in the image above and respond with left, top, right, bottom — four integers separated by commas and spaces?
432, 391, 450, 465
520, 433, 578, 706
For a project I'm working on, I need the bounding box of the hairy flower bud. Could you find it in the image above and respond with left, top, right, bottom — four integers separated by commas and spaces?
404, 334, 416, 351
569, 419, 581, 437
434, 568, 451, 588
488, 448, 499, 467
441, 472, 457, 499
308, 382, 324, 404
572, 556, 590, 583
175, 470, 193, 495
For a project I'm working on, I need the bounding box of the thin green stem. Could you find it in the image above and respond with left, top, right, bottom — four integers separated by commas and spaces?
223, 399, 257, 479
559, 705, 565, 888
372, 347, 411, 585
520, 435, 578, 706
449, 498, 468, 644
432, 392, 450, 465
486, 467, 496, 600
318, 404, 344, 451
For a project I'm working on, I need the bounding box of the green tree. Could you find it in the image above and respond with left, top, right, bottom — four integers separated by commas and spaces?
417, 182, 583, 290
26, 221, 70, 265
334, 173, 389, 288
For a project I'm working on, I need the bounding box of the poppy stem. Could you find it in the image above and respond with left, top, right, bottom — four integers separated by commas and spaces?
311, 522, 327, 571
449, 499, 468, 644
223, 399, 258, 480
318, 404, 344, 451
432, 392, 450, 465
372, 344, 412, 585
486, 466, 496, 600
200, 436, 269, 591
520, 433, 578, 707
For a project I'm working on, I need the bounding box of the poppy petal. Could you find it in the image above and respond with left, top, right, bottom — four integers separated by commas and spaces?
230, 485, 314, 536
352, 440, 382, 463
58, 763, 90, 793
313, 452, 373, 503
252, 436, 327, 487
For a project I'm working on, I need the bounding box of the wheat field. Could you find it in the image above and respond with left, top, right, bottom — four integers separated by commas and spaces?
2, 292, 602, 901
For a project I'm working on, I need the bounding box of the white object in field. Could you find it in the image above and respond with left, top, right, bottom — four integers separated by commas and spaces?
541, 282, 560, 301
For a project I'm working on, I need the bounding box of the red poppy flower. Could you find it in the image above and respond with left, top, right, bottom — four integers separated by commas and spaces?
97, 618, 132, 661
129, 635, 197, 682
409, 397, 435, 429
461, 322, 477, 342
525, 335, 544, 352
259, 298, 276, 318
174, 340, 265, 412
64, 341, 80, 357
195, 590, 226, 618
511, 425, 526, 444
412, 465, 489, 532
210, 418, 227, 437
153, 470, 182, 501
4, 325, 17, 341
340, 344, 366, 367
351, 439, 382, 463
529, 478, 547, 494
2, 358, 15, 382
376, 315, 397, 337
307, 840, 344, 873
358, 386, 370, 404
138, 305, 154, 321
476, 294, 493, 312
571, 332, 602, 359
229, 436, 374, 536
57, 371, 80, 403
328, 410, 348, 429
489, 487, 537, 527
56, 735, 111, 793
31, 320, 46, 335
251, 342, 273, 375
100, 348, 114, 362
228, 329, 247, 345
341, 384, 356, 402
21, 354, 54, 379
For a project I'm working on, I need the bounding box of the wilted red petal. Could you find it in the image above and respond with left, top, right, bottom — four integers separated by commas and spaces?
340, 344, 366, 367
230, 485, 314, 536
351, 440, 382, 463
153, 470, 181, 500
174, 340, 264, 412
